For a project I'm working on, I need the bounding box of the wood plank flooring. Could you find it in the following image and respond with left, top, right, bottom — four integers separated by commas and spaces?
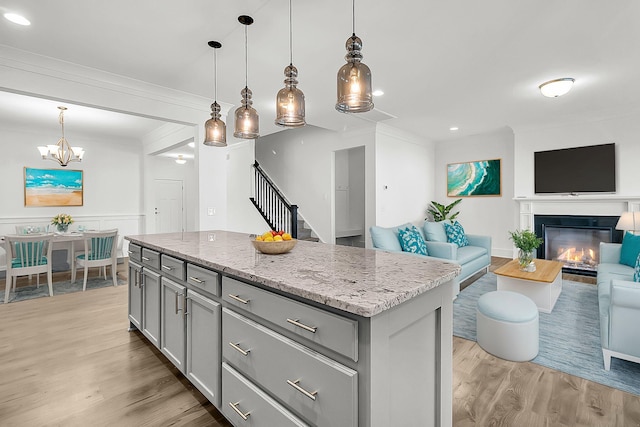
0, 258, 638, 426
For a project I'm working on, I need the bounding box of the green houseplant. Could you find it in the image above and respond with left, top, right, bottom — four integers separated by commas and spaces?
426, 199, 462, 222
508, 229, 543, 271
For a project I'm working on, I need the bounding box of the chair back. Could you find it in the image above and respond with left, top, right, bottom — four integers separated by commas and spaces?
83, 229, 118, 261
5, 234, 54, 269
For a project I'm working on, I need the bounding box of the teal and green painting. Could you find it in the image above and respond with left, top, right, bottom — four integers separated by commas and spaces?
447, 159, 501, 197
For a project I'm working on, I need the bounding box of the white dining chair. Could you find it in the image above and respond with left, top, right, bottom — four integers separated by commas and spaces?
4, 234, 54, 303
75, 229, 119, 291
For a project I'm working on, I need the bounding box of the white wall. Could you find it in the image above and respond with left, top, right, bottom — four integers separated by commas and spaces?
434, 127, 516, 257
513, 114, 640, 197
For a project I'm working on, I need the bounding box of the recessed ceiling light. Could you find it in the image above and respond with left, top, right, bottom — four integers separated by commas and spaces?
175, 155, 187, 165
188, 142, 195, 148
539, 78, 575, 98
372, 90, 384, 97
4, 13, 30, 26
449, 127, 459, 131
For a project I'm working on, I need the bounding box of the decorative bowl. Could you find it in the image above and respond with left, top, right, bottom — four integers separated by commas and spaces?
251, 238, 297, 254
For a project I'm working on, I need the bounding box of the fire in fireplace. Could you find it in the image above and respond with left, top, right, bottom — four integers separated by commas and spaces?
534, 215, 623, 276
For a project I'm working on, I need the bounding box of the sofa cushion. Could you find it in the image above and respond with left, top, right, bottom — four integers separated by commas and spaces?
370, 223, 414, 252
444, 221, 469, 247
423, 221, 448, 242
398, 226, 429, 256
456, 245, 487, 265
620, 232, 640, 267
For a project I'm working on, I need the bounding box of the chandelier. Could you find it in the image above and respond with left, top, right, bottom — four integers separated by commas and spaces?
37, 106, 84, 167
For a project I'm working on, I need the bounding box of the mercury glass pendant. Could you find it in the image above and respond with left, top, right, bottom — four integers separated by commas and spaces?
204, 41, 227, 147
335, 0, 373, 113
275, 0, 305, 127
234, 15, 260, 139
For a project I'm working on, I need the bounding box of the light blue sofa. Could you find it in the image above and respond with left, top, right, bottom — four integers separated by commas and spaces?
597, 242, 640, 370
370, 221, 491, 297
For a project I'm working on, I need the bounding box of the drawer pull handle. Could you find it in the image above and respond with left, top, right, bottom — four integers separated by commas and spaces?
188, 276, 204, 284
229, 342, 250, 356
228, 294, 250, 305
127, 250, 133, 255
161, 265, 174, 271
286, 318, 317, 333
287, 379, 318, 401
141, 256, 151, 261
228, 401, 250, 421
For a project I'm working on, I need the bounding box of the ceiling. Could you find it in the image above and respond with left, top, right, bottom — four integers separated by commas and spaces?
1, 0, 640, 145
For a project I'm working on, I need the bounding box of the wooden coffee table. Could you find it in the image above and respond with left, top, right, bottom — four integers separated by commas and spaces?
494, 258, 563, 313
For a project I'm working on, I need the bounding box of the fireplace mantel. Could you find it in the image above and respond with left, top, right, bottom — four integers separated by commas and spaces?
515, 195, 640, 230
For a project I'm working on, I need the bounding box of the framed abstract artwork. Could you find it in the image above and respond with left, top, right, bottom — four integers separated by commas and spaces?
24, 167, 84, 207
447, 159, 501, 197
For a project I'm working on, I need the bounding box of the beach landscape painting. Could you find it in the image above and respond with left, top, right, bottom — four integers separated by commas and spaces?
24, 167, 83, 207
447, 159, 501, 197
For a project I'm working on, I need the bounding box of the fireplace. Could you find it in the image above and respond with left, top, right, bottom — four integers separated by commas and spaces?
534, 215, 623, 276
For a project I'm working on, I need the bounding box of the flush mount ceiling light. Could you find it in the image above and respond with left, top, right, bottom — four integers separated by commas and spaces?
275, 0, 306, 128
234, 15, 260, 139
539, 78, 575, 98
4, 13, 30, 26
37, 106, 84, 167
336, 0, 373, 113
204, 40, 227, 147
175, 155, 187, 165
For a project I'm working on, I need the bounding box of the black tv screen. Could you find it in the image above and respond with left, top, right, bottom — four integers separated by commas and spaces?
534, 143, 616, 194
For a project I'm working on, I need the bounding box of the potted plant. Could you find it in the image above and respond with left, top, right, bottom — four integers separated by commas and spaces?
426, 199, 462, 222
508, 229, 543, 271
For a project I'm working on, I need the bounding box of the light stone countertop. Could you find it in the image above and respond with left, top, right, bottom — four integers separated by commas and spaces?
125, 231, 461, 317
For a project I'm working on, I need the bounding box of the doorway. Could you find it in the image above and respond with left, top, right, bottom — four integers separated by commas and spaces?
334, 146, 365, 247
154, 179, 184, 233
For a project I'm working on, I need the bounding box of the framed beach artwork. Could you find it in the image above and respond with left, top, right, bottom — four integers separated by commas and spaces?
447, 159, 501, 197
24, 167, 84, 207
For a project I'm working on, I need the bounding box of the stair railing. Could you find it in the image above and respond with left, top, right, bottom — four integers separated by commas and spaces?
250, 161, 298, 238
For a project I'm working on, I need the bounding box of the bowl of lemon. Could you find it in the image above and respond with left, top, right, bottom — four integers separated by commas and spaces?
252, 230, 297, 254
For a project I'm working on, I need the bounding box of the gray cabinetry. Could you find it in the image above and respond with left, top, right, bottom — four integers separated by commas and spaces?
128, 260, 143, 331
186, 289, 221, 407
141, 268, 161, 348
160, 277, 186, 373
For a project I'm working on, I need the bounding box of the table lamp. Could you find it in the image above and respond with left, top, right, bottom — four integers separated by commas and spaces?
616, 211, 640, 234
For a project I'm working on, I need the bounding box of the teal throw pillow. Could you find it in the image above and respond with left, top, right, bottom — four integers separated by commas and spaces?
620, 232, 640, 268
398, 226, 429, 256
635, 253, 640, 282
443, 221, 469, 247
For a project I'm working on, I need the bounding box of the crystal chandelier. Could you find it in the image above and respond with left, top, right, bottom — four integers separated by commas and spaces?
37, 106, 84, 167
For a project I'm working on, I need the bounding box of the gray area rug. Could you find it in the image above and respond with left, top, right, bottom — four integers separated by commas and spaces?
454, 272, 640, 396
1, 276, 126, 304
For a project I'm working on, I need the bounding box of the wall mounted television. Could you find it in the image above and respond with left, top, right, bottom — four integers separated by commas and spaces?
534, 143, 616, 194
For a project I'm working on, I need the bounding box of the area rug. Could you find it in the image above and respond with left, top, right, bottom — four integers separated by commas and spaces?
1, 276, 127, 304
454, 272, 640, 396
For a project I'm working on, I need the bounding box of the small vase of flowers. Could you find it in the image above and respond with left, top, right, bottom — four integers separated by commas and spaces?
51, 213, 74, 233
508, 229, 543, 272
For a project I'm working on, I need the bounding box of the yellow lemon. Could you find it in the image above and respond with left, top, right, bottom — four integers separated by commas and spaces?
282, 233, 292, 241
255, 235, 263, 241
262, 232, 272, 240
274, 235, 283, 241
264, 235, 274, 242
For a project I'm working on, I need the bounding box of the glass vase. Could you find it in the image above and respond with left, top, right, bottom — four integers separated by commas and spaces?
518, 249, 534, 271
56, 224, 69, 233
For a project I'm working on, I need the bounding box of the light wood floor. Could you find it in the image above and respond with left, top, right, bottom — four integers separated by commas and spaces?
1, 259, 638, 426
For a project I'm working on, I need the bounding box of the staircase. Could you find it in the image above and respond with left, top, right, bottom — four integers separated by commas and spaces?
250, 161, 318, 242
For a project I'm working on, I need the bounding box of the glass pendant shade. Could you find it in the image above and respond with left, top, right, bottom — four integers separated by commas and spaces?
204, 101, 227, 146
336, 34, 373, 113
234, 86, 260, 139
275, 64, 306, 127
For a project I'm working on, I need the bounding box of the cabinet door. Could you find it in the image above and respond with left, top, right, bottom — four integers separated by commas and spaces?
142, 269, 161, 349
128, 261, 143, 331
186, 290, 221, 407
161, 277, 186, 373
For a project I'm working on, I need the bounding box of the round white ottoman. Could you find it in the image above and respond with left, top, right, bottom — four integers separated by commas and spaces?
476, 291, 539, 362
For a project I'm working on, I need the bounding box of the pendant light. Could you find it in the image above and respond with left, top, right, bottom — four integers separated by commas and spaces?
275, 0, 306, 127
335, 0, 373, 113
204, 41, 227, 147
37, 106, 85, 167
234, 15, 260, 139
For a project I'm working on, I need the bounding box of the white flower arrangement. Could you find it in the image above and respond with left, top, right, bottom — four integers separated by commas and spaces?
51, 213, 74, 226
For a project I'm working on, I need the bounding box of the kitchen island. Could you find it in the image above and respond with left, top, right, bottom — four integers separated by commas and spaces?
125, 230, 460, 427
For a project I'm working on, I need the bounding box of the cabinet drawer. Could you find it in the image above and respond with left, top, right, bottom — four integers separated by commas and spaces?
128, 243, 141, 262
186, 263, 220, 297
222, 363, 308, 427
141, 248, 160, 270
223, 276, 358, 361
223, 309, 358, 427
160, 254, 186, 282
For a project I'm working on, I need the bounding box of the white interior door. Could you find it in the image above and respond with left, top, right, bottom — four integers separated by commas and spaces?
155, 179, 184, 233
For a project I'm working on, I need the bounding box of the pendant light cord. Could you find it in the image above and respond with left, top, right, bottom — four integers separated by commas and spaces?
244, 24, 248, 90
352, 0, 356, 35
59, 109, 65, 138
213, 48, 218, 101
289, 0, 293, 65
